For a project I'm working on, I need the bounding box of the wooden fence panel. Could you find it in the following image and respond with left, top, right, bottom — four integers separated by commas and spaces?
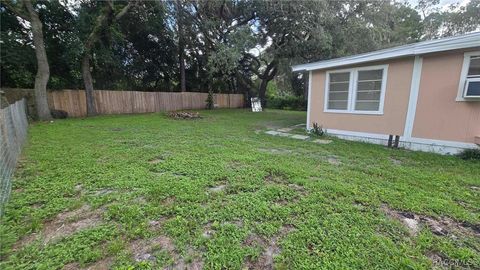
49, 90, 244, 117
230, 94, 244, 108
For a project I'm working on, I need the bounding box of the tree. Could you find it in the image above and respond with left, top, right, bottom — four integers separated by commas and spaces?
176, 0, 186, 92
420, 0, 480, 38
116, 1, 176, 91
242, 0, 332, 106
80, 0, 135, 116
187, 0, 256, 93
3, 0, 51, 120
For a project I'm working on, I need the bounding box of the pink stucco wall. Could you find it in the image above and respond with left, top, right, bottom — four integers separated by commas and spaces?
309, 57, 414, 136
412, 50, 480, 143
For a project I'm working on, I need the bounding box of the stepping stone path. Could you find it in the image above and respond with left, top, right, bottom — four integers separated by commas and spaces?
313, 139, 332, 144
291, 134, 309, 140
264, 124, 331, 143
265, 130, 291, 137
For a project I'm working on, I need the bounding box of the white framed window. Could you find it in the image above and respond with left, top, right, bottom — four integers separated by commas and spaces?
324, 65, 388, 115
457, 51, 480, 101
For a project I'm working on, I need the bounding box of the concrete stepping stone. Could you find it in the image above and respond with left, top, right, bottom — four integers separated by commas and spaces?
277, 132, 291, 137
265, 130, 291, 137
313, 139, 332, 144
277, 127, 293, 132
265, 130, 282, 136
291, 134, 309, 140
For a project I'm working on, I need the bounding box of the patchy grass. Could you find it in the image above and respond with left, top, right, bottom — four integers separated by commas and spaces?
1, 109, 479, 269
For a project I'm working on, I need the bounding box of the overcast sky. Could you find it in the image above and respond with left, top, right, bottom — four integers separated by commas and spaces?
406, 0, 470, 9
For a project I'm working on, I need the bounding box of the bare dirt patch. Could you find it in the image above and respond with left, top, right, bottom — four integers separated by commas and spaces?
132, 236, 175, 261
148, 157, 164, 164
161, 196, 176, 206
148, 216, 170, 231
243, 224, 295, 269
74, 184, 83, 193
149, 168, 165, 176
130, 235, 203, 269
230, 219, 244, 228
148, 153, 170, 165
96, 156, 109, 164
381, 205, 420, 236
227, 160, 244, 170
313, 139, 332, 145
288, 183, 306, 194
389, 157, 402, 165
208, 184, 227, 193
63, 256, 114, 270
273, 184, 306, 206
327, 156, 341, 165
14, 205, 104, 250
264, 171, 289, 185
258, 148, 293, 155
202, 222, 215, 239
381, 204, 479, 238
93, 188, 114, 196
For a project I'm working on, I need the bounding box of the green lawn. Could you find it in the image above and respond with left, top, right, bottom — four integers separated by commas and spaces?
1, 109, 479, 270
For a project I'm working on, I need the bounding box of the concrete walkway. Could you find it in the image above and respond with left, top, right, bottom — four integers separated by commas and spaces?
264, 124, 332, 144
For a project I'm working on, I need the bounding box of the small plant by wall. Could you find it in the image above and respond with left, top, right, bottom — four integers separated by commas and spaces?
311, 122, 325, 137
457, 149, 480, 160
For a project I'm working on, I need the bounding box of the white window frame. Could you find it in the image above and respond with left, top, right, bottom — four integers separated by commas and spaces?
456, 51, 480, 101
324, 64, 388, 115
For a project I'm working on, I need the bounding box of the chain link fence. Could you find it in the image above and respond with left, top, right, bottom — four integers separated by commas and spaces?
0, 98, 28, 216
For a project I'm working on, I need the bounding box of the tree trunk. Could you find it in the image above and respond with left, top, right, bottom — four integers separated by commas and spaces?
257, 60, 278, 108
177, 0, 186, 92
81, 0, 132, 116
259, 79, 268, 108
82, 55, 96, 116
24, 0, 51, 120
179, 54, 186, 92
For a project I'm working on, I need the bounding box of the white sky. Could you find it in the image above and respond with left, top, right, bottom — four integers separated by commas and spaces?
406, 0, 471, 11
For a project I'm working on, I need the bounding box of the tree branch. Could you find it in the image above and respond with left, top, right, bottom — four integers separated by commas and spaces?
115, 0, 135, 21
2, 0, 30, 21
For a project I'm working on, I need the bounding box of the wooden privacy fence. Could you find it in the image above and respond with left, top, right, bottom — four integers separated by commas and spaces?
49, 90, 244, 117
0, 99, 28, 216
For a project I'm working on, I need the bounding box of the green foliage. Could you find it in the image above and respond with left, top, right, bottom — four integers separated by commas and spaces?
457, 149, 480, 161
2, 0, 479, 95
206, 91, 214, 110
1, 110, 479, 269
266, 96, 306, 111
0, 6, 36, 88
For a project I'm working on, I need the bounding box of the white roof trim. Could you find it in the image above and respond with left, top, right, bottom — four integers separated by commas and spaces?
292, 32, 480, 72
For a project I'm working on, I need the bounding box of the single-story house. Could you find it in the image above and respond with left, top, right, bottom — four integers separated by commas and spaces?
292, 32, 480, 154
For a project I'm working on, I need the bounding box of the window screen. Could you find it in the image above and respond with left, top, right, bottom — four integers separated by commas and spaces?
355, 69, 383, 111
465, 56, 480, 97
467, 57, 480, 76
327, 72, 350, 110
